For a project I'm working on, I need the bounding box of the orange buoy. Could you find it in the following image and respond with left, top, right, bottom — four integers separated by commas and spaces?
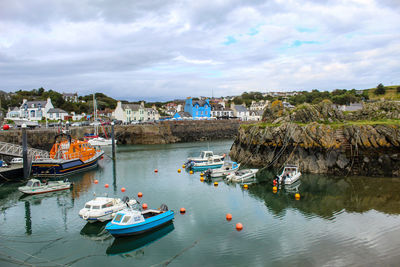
295, 193, 301, 200
226, 213, 232, 221
121, 187, 126, 192
180, 208, 186, 214
3, 124, 10, 130
243, 184, 249, 189
273, 180, 277, 186
214, 182, 218, 186
178, 169, 181, 173
236, 223, 243, 231
200, 177, 204, 182
94, 180, 98, 184
272, 186, 277, 191
142, 203, 148, 210
154, 169, 158, 173
138, 192, 143, 198
105, 184, 109, 188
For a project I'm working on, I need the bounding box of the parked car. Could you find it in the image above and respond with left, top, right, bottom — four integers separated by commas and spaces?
81, 121, 90, 126
71, 122, 82, 127
90, 121, 101, 126
11, 158, 23, 164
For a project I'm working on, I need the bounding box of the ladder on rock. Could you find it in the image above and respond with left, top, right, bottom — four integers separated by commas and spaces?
0, 141, 49, 159
335, 129, 351, 152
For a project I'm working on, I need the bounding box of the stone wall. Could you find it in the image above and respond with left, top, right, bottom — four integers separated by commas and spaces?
230, 123, 400, 177
0, 120, 242, 150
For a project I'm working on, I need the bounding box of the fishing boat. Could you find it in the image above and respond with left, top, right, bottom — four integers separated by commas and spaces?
275, 165, 301, 185
79, 196, 137, 223
31, 132, 104, 177
204, 161, 240, 178
187, 157, 224, 171
18, 178, 72, 195
105, 204, 174, 237
226, 169, 259, 182
186, 151, 225, 164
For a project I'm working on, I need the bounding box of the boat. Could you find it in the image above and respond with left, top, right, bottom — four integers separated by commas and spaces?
87, 136, 114, 146
186, 151, 225, 164
226, 169, 259, 182
18, 178, 72, 195
31, 132, 104, 177
106, 222, 174, 255
105, 204, 174, 237
187, 157, 224, 171
275, 165, 301, 185
204, 161, 240, 178
79, 196, 137, 223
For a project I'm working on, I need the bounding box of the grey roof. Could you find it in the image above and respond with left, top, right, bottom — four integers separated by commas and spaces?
212, 104, 232, 111
251, 110, 264, 116
122, 104, 141, 111
63, 93, 77, 97
177, 112, 192, 118
48, 108, 67, 114
20, 101, 47, 109
234, 105, 248, 112
193, 100, 208, 107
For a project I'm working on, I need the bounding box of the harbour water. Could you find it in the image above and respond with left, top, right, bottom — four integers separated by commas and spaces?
1, 140, 400, 266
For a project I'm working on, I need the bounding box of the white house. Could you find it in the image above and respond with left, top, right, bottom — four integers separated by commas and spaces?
249, 100, 269, 111
211, 104, 234, 118
231, 103, 249, 121
145, 106, 160, 121
6, 107, 20, 119
47, 108, 69, 120
63, 93, 78, 103
112, 101, 145, 123
19, 98, 54, 121
248, 110, 264, 121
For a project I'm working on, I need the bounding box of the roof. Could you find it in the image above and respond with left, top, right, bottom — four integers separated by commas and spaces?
48, 108, 68, 114
234, 105, 248, 112
10, 107, 19, 112
177, 112, 192, 118
251, 110, 264, 116
192, 100, 208, 107
21, 101, 47, 109
122, 104, 141, 111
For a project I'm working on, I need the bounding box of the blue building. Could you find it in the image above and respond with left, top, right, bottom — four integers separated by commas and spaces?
184, 98, 211, 118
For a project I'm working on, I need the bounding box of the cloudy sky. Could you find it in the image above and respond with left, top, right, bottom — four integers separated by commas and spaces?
0, 0, 399, 101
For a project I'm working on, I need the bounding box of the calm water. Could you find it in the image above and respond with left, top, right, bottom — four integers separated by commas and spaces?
1, 140, 400, 266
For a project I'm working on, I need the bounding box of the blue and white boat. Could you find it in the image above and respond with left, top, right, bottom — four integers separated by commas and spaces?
187, 158, 224, 171
204, 161, 240, 178
106, 204, 174, 237
186, 151, 225, 165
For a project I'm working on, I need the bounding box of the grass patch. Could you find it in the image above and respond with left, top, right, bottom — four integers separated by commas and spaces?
367, 86, 400, 101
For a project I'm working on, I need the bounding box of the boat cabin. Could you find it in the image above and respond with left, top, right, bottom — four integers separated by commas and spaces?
112, 210, 163, 225
84, 197, 117, 211
200, 151, 214, 159
25, 179, 42, 188
281, 165, 299, 177
50, 139, 97, 161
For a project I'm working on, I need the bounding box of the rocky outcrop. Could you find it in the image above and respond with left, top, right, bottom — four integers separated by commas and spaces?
0, 120, 242, 150
230, 123, 400, 177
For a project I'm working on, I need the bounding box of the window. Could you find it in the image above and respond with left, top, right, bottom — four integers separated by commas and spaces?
122, 216, 131, 223
113, 214, 123, 222
33, 182, 40, 187
85, 205, 91, 209
92, 206, 100, 209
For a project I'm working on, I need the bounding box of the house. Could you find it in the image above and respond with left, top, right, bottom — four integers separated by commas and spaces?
249, 100, 268, 111
282, 101, 295, 109
165, 108, 177, 116
6, 107, 20, 119
19, 98, 54, 121
112, 101, 145, 123
211, 104, 234, 119
145, 106, 160, 121
334, 102, 363, 111
71, 112, 86, 121
47, 108, 69, 120
184, 98, 211, 118
231, 103, 249, 121
173, 112, 192, 120
63, 93, 78, 103
248, 110, 264, 121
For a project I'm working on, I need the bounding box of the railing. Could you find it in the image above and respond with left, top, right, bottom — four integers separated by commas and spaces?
0, 141, 49, 158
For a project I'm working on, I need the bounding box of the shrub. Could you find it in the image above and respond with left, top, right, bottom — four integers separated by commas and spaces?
375, 83, 386, 95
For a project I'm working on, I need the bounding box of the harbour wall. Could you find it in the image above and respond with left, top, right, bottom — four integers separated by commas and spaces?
0, 120, 242, 151
230, 123, 400, 177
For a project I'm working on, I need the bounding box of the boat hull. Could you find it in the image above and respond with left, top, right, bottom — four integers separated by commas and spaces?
191, 164, 223, 171
31, 152, 103, 177
18, 183, 71, 195
106, 210, 174, 237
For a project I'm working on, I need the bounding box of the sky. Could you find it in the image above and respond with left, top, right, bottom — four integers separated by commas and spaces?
0, 0, 399, 101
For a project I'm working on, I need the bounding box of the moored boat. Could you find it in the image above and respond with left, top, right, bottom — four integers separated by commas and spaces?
79, 196, 137, 223
31, 132, 104, 177
105, 204, 174, 237
204, 161, 240, 178
18, 178, 72, 195
186, 151, 225, 164
275, 165, 301, 185
226, 169, 259, 182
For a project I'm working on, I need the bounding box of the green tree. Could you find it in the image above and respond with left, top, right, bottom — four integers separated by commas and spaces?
375, 83, 386, 95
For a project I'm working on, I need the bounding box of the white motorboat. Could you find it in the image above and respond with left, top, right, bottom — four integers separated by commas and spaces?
205, 161, 240, 178
276, 165, 301, 185
88, 137, 116, 147
79, 196, 137, 223
18, 178, 72, 195
226, 169, 259, 182
186, 151, 225, 164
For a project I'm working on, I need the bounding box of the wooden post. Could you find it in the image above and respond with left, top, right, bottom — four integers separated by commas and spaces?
22, 124, 29, 179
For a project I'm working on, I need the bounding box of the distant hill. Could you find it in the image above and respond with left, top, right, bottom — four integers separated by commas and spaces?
366, 85, 400, 101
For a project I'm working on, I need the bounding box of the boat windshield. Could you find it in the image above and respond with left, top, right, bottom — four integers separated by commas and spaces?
122, 216, 131, 223
26, 181, 33, 187
33, 182, 40, 187
92, 206, 100, 209
102, 202, 113, 209
113, 214, 123, 222
85, 204, 91, 209
200, 152, 205, 158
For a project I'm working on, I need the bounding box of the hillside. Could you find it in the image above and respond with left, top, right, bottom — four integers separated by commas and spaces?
367, 85, 400, 101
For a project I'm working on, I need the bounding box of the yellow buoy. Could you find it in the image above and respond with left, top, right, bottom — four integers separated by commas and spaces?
295, 193, 301, 200
243, 184, 249, 189
182, 164, 186, 168
200, 177, 204, 182
178, 169, 181, 173
272, 186, 277, 193
214, 182, 218, 186
190, 170, 194, 174
200, 173, 204, 177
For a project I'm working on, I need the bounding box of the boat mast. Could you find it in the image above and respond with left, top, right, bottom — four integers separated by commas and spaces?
93, 94, 98, 136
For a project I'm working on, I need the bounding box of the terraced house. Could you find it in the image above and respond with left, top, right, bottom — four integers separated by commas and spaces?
113, 101, 145, 123
184, 98, 211, 118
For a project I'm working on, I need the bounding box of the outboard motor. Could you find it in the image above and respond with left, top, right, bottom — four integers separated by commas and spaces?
159, 204, 168, 211
122, 196, 130, 207
204, 169, 212, 178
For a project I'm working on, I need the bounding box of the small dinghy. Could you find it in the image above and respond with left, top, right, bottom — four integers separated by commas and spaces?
226, 169, 259, 182
106, 204, 174, 237
275, 165, 301, 185
204, 161, 240, 178
18, 178, 72, 195
79, 196, 137, 223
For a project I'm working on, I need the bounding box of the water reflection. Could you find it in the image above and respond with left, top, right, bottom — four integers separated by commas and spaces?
106, 222, 174, 256
249, 173, 400, 219
80, 221, 111, 241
